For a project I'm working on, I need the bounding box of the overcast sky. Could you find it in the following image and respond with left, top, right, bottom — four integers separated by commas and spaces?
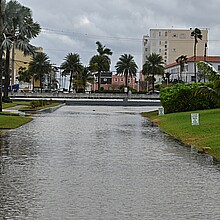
17, 0, 220, 71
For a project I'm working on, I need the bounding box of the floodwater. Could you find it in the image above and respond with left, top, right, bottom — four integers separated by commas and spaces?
0, 105, 220, 220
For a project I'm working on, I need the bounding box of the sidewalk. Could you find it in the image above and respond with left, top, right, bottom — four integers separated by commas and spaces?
3, 105, 27, 114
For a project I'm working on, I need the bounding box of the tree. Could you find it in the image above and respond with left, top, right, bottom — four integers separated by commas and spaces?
60, 53, 83, 93
75, 66, 94, 93
176, 55, 187, 82
0, 0, 4, 111
89, 41, 112, 92
18, 66, 32, 83
115, 54, 138, 89
2, 0, 40, 100
191, 28, 202, 83
197, 61, 220, 82
142, 53, 164, 93
28, 52, 51, 92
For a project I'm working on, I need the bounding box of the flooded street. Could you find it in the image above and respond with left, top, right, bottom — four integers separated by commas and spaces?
0, 105, 220, 220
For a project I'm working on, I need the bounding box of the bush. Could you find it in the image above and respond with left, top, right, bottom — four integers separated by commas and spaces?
160, 83, 219, 113
30, 99, 52, 108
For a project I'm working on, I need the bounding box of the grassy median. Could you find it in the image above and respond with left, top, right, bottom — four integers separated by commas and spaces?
0, 112, 33, 129
142, 108, 220, 161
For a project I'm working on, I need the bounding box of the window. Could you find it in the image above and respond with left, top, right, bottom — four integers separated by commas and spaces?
165, 52, 167, 55
120, 78, 124, 82
159, 32, 161, 37
172, 34, 178, 38
191, 76, 196, 82
114, 78, 118, 82
165, 32, 167, 37
128, 79, 131, 84
172, 48, 176, 52
103, 78, 107, 82
179, 33, 186, 39
218, 65, 220, 71
165, 45, 167, 48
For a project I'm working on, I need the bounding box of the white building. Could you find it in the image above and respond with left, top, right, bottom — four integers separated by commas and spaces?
164, 56, 220, 83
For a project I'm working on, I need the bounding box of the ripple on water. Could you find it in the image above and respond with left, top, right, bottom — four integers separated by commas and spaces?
0, 106, 220, 220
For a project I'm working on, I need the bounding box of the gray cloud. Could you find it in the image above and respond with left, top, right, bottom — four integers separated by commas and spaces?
18, 0, 220, 70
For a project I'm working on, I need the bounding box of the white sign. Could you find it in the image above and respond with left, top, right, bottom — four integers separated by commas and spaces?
158, 107, 164, 116
191, 113, 199, 126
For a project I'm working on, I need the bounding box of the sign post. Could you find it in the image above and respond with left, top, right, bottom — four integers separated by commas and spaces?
191, 113, 199, 126
158, 107, 164, 116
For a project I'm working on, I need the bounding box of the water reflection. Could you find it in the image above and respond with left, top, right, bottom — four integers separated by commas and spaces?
0, 106, 220, 220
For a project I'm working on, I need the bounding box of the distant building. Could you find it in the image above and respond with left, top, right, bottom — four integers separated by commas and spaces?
164, 56, 220, 83
91, 72, 144, 92
12, 47, 44, 86
143, 28, 208, 66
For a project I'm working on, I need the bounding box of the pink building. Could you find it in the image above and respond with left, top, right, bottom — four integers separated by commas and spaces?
91, 72, 144, 91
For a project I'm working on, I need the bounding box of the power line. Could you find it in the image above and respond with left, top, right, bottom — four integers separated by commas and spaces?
41, 27, 142, 42
41, 27, 220, 43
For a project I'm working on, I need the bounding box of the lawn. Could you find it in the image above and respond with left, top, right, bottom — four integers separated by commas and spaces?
0, 113, 33, 129
142, 108, 220, 161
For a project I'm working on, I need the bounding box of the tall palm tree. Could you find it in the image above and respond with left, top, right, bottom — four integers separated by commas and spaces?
176, 55, 187, 82
115, 54, 138, 90
142, 53, 164, 93
191, 28, 202, 83
2, 0, 40, 99
89, 41, 112, 92
28, 52, 51, 93
60, 53, 83, 93
0, 0, 4, 111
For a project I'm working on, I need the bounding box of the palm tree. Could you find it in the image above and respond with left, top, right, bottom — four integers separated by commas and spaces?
2, 0, 40, 99
115, 54, 138, 90
76, 66, 94, 92
176, 55, 187, 82
60, 53, 83, 93
142, 53, 164, 93
28, 52, 51, 92
191, 28, 202, 83
89, 41, 112, 92
0, 0, 4, 111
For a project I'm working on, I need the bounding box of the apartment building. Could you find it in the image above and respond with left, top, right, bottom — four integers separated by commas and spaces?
142, 28, 208, 66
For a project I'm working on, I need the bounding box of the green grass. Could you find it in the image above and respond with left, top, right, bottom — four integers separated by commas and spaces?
3, 101, 31, 109
0, 114, 33, 129
19, 102, 61, 111
1, 101, 61, 129
142, 108, 220, 160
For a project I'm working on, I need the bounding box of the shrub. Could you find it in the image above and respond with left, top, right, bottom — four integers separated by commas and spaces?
30, 99, 52, 108
160, 83, 219, 113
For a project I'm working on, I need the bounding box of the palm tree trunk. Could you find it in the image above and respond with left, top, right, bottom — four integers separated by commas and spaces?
194, 40, 197, 83
69, 71, 73, 92
4, 48, 10, 101
98, 71, 101, 92
0, 0, 3, 112
32, 75, 35, 92
11, 43, 15, 86
152, 72, 155, 93
40, 76, 42, 93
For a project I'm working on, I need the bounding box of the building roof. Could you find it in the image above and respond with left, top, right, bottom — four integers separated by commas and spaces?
164, 56, 220, 69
